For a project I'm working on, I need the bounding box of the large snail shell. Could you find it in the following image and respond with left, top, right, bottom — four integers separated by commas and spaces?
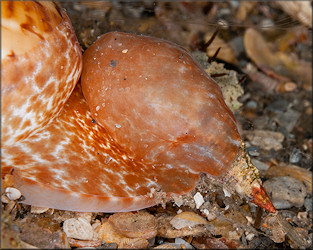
2, 22, 274, 212
1, 1, 82, 147
2, 32, 243, 212
82, 32, 242, 177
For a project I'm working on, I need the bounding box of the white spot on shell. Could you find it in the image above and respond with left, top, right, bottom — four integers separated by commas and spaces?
122, 49, 128, 53
115, 124, 121, 128
96, 106, 100, 111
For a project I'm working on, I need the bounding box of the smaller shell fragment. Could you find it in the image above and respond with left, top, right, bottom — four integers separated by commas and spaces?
170, 211, 208, 230
244, 130, 284, 151
108, 211, 157, 239
31, 206, 50, 214
5, 187, 21, 201
157, 213, 209, 238
63, 217, 94, 240
96, 222, 148, 248
1, 195, 10, 203
193, 192, 205, 209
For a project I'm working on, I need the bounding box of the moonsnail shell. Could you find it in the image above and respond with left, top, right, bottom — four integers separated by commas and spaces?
1, 2, 275, 213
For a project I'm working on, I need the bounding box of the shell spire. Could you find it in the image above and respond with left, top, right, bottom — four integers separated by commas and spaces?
223, 142, 276, 213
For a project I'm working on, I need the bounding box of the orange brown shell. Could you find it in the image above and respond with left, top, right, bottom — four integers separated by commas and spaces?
81, 32, 242, 177
1, 1, 82, 147
2, 31, 244, 212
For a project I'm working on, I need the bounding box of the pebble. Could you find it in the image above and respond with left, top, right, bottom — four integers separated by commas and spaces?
157, 213, 209, 238
274, 108, 300, 133
170, 211, 208, 230
262, 214, 285, 243
263, 176, 307, 209
31, 206, 50, 214
244, 130, 284, 151
265, 163, 312, 193
289, 148, 302, 164
5, 187, 21, 201
304, 197, 312, 211
245, 232, 255, 241
63, 217, 94, 240
108, 211, 157, 239
265, 99, 289, 114
174, 238, 194, 249
251, 159, 269, 171
1, 194, 10, 203
153, 243, 180, 249
193, 192, 205, 209
245, 100, 258, 110
203, 209, 217, 221
247, 146, 260, 156
96, 221, 148, 248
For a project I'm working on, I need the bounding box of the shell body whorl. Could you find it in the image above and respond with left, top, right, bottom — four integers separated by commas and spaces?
1, 1, 83, 147
82, 32, 242, 177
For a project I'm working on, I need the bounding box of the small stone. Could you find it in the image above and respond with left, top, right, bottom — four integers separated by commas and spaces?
153, 243, 180, 249
247, 146, 260, 156
263, 176, 307, 209
5, 187, 21, 201
203, 209, 217, 221
262, 214, 285, 243
245, 100, 258, 110
246, 233, 255, 241
251, 159, 269, 171
222, 188, 231, 197
31, 206, 50, 214
157, 213, 209, 238
1, 194, 10, 203
173, 196, 184, 207
194, 192, 205, 209
63, 217, 94, 240
245, 216, 255, 225
170, 211, 208, 230
265, 163, 312, 193
283, 82, 297, 92
274, 108, 301, 133
97, 221, 148, 248
68, 238, 102, 248
304, 197, 312, 211
289, 148, 302, 164
244, 130, 284, 151
108, 211, 157, 239
174, 238, 193, 249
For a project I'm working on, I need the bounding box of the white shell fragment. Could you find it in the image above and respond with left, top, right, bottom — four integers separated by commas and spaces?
193, 192, 205, 209
170, 211, 208, 230
246, 232, 255, 241
1, 195, 10, 203
30, 206, 50, 214
223, 187, 232, 197
5, 187, 21, 201
63, 217, 94, 240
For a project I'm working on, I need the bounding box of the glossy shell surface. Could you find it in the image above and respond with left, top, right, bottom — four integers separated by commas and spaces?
1, 1, 82, 147
82, 32, 242, 177
2, 31, 242, 212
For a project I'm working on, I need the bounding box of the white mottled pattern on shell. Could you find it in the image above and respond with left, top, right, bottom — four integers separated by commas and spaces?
1, 11, 82, 147
2, 86, 168, 212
